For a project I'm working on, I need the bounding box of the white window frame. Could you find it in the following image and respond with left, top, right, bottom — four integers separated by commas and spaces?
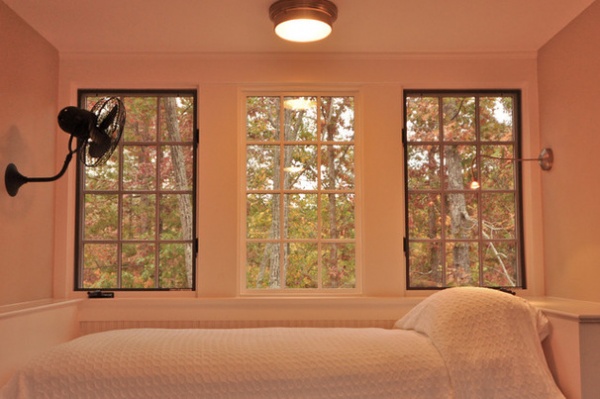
239, 89, 363, 295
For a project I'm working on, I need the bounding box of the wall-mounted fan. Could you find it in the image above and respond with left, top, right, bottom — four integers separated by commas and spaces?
5, 97, 126, 197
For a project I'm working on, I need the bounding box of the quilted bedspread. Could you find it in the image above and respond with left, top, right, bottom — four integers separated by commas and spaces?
1, 288, 565, 399
395, 287, 565, 399
2, 327, 451, 399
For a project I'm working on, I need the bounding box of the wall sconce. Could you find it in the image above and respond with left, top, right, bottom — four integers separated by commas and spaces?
470, 148, 554, 190
269, 0, 338, 42
5, 97, 125, 197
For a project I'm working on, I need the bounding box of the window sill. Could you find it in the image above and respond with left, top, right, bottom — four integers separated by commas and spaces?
528, 296, 600, 323
0, 299, 83, 320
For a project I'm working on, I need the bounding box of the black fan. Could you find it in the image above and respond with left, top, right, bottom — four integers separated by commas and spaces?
5, 97, 126, 197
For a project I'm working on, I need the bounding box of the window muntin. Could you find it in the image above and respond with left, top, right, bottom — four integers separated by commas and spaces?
244, 95, 357, 292
76, 91, 197, 290
404, 91, 524, 289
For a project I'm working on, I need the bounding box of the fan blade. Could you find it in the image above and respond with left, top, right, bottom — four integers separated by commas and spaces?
97, 104, 119, 132
87, 128, 113, 159
83, 96, 126, 167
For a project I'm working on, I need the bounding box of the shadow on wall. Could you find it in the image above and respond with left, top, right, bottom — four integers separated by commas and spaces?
0, 125, 34, 214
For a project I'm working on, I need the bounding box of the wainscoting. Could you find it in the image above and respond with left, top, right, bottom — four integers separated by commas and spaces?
0, 299, 80, 386
80, 319, 397, 335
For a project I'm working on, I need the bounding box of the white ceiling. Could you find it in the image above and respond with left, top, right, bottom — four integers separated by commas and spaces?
3, 0, 597, 54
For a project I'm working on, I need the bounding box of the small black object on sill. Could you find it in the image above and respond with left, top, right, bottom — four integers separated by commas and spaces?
87, 290, 115, 299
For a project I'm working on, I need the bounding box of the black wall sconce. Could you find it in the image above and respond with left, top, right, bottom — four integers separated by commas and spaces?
5, 97, 125, 197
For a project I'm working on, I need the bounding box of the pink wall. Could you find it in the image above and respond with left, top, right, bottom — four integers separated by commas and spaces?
0, 5, 79, 387
55, 53, 547, 299
538, 0, 600, 302
0, 2, 59, 306
9, 0, 590, 304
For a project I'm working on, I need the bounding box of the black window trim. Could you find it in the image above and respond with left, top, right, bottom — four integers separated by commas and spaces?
402, 89, 526, 290
74, 88, 199, 291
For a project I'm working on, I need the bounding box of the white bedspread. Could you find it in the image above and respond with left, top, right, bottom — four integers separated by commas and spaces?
1, 328, 451, 399
395, 287, 565, 399
1, 287, 565, 399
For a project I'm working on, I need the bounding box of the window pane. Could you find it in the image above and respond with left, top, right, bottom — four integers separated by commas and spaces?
285, 194, 318, 239
320, 145, 354, 189
160, 145, 194, 190
159, 96, 195, 142
82, 243, 118, 288
247, 194, 279, 239
408, 242, 443, 287
406, 96, 439, 142
160, 194, 193, 240
480, 97, 514, 142
320, 97, 354, 142
481, 145, 515, 190
443, 145, 476, 190
408, 193, 441, 239
246, 242, 279, 289
320, 193, 355, 239
247, 96, 280, 141
284, 145, 317, 190
482, 241, 518, 286
121, 243, 156, 288
123, 145, 156, 190
159, 243, 193, 289
445, 242, 479, 286
246, 145, 279, 190
481, 193, 516, 239
321, 243, 355, 288
283, 96, 317, 141
122, 194, 156, 240
443, 97, 475, 141
444, 192, 478, 239
84, 155, 119, 191
122, 97, 158, 142
84, 194, 118, 240
407, 145, 441, 189
285, 242, 318, 288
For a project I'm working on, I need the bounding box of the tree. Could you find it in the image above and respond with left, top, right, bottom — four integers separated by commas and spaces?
80, 93, 196, 290
246, 96, 356, 290
406, 93, 520, 288
162, 97, 194, 288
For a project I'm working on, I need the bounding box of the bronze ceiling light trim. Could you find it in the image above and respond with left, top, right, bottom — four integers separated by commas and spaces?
269, 0, 338, 42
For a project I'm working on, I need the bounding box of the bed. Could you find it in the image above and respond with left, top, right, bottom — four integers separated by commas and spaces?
0, 287, 565, 399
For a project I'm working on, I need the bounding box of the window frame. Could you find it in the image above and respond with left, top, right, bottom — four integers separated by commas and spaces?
74, 89, 199, 291
240, 90, 362, 295
403, 89, 526, 290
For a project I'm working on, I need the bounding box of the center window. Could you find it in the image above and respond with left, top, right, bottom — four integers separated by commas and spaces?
243, 95, 358, 292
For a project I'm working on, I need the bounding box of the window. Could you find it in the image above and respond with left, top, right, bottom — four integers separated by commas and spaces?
76, 90, 197, 290
244, 95, 358, 292
404, 90, 524, 289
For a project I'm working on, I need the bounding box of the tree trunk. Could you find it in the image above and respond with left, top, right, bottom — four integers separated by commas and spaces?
163, 97, 194, 288
427, 148, 441, 283
323, 103, 340, 287
445, 146, 472, 285
256, 106, 305, 288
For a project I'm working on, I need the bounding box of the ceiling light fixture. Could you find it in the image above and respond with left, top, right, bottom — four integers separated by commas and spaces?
269, 0, 338, 43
